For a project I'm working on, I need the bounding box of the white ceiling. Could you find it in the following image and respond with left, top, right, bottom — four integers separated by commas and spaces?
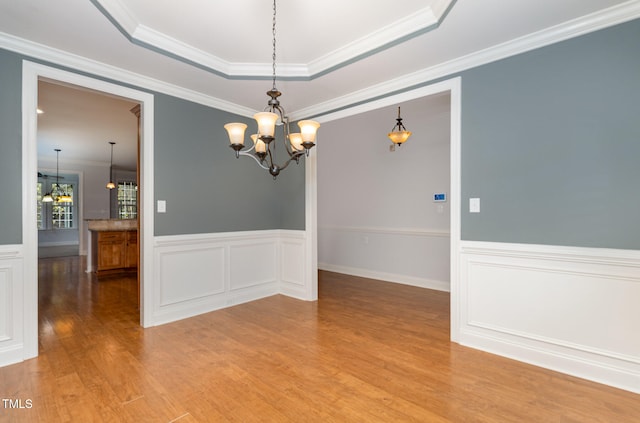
37, 80, 139, 170
1, 0, 637, 167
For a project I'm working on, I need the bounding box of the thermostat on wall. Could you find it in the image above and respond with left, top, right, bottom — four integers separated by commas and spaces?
433, 193, 447, 202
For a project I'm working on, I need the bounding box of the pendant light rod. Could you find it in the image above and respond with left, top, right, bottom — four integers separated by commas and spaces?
106, 141, 116, 190
54, 148, 61, 189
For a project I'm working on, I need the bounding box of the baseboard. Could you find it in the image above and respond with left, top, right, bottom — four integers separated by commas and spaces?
37, 241, 79, 247
319, 262, 450, 292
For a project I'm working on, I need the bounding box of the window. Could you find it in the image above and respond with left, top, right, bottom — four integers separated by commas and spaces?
52, 184, 74, 228
37, 182, 43, 229
117, 181, 137, 219
37, 176, 77, 230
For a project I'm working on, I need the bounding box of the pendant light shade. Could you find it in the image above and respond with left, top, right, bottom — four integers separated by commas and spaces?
57, 192, 73, 203
106, 141, 116, 189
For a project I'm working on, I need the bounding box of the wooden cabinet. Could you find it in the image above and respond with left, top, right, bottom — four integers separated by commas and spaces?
93, 230, 138, 274
125, 230, 138, 269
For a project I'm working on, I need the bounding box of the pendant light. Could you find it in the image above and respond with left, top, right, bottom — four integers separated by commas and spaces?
106, 141, 116, 189
387, 106, 412, 146
49, 148, 72, 203
42, 172, 54, 203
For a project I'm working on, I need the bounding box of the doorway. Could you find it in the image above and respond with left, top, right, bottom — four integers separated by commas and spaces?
314, 77, 461, 342
37, 80, 138, 257
22, 61, 156, 360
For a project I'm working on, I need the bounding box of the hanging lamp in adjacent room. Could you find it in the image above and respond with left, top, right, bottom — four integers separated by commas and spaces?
387, 106, 412, 147
106, 141, 116, 189
53, 148, 72, 203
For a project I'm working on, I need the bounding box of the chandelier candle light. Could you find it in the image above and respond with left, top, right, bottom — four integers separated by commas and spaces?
223, 0, 320, 179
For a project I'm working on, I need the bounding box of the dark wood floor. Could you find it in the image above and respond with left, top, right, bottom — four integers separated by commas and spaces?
0, 256, 637, 422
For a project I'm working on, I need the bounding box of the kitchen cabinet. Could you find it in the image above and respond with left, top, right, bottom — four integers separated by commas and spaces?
91, 230, 138, 274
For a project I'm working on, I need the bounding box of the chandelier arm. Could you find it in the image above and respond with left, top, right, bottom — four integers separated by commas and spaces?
280, 117, 296, 157
237, 150, 270, 170
242, 143, 257, 154
273, 154, 298, 173
266, 142, 277, 168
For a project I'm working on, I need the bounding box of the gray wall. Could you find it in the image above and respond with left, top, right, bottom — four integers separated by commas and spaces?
2, 17, 638, 248
0, 49, 305, 246
0, 50, 22, 244
460, 18, 640, 249
153, 93, 305, 235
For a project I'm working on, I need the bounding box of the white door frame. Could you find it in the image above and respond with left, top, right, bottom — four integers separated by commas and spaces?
21, 61, 155, 359
314, 77, 462, 342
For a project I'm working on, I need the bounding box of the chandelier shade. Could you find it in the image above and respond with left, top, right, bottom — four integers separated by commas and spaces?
253, 112, 278, 139
289, 133, 304, 151
224, 123, 248, 151
223, 0, 319, 179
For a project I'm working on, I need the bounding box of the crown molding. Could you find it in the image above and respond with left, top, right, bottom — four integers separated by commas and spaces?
0, 31, 256, 118
305, 7, 442, 78
294, 0, 640, 120
1, 1, 638, 121
90, 0, 454, 80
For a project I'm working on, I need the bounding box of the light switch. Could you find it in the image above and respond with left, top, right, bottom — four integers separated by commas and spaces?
469, 198, 480, 213
157, 200, 166, 213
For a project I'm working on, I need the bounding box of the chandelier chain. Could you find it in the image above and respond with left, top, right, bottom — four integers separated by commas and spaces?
272, 0, 277, 90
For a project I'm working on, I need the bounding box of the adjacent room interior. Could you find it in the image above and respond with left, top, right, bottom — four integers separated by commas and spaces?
0, 0, 638, 421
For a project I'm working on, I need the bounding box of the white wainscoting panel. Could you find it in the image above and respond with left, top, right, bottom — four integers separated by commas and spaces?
158, 245, 226, 307
459, 241, 640, 393
230, 241, 277, 290
279, 231, 307, 298
319, 225, 450, 291
153, 230, 308, 326
0, 246, 24, 367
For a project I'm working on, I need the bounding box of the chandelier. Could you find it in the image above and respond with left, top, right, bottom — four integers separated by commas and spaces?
223, 0, 320, 179
42, 148, 72, 203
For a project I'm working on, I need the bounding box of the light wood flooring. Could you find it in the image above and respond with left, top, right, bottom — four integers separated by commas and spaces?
0, 256, 637, 422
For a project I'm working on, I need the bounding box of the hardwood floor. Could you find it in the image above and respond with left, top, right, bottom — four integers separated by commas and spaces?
1, 256, 637, 422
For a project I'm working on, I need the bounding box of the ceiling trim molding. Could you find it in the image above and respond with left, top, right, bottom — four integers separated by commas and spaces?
0, 31, 257, 118
1, 0, 638, 121
90, 0, 456, 80
292, 0, 640, 120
